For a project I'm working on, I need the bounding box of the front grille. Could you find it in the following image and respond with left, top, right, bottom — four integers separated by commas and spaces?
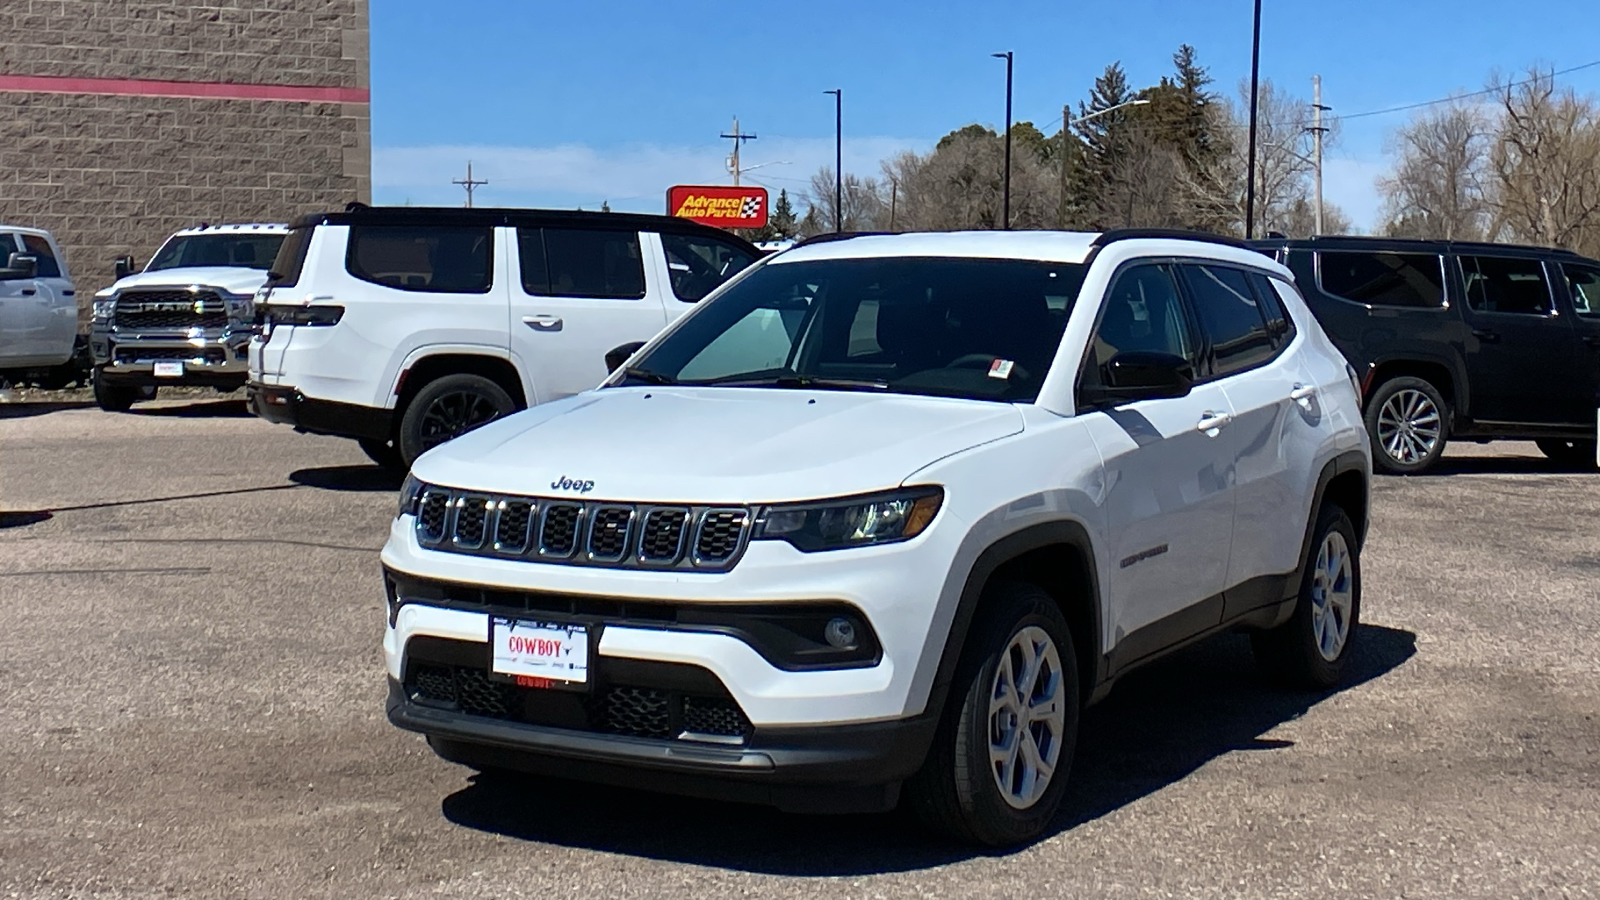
414, 488, 752, 572
112, 346, 226, 364
601, 686, 671, 737
682, 696, 753, 739
115, 289, 227, 330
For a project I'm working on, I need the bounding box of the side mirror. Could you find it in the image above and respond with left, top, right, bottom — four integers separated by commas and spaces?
113, 255, 136, 280
604, 341, 646, 374
1080, 351, 1194, 406
0, 253, 37, 280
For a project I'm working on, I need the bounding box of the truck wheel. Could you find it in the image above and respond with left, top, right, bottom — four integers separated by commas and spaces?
92, 368, 141, 412
1365, 376, 1448, 474
397, 374, 515, 467
1535, 438, 1597, 470
1253, 504, 1362, 690
906, 581, 1079, 847
359, 437, 405, 472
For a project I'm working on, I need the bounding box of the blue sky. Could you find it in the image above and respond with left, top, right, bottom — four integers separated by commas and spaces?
370, 0, 1600, 231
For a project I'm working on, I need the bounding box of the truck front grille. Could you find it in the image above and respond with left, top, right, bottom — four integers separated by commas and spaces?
114, 289, 228, 330
414, 489, 751, 572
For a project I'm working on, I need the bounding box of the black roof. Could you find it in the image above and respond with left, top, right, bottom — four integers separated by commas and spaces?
1249, 233, 1592, 260
288, 205, 758, 249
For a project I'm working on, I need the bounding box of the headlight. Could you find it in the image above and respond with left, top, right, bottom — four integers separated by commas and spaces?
398, 473, 423, 518
753, 487, 943, 552
92, 299, 116, 320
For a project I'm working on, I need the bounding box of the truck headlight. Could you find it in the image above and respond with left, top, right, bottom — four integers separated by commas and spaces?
753, 487, 943, 552
92, 299, 116, 320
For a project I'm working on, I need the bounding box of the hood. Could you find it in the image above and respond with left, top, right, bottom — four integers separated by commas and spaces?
111, 266, 269, 297
411, 387, 1026, 503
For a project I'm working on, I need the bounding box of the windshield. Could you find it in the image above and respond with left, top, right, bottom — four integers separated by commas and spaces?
146, 233, 285, 272
619, 256, 1086, 402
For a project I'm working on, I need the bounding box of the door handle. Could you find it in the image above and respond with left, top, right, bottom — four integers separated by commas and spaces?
1289, 383, 1316, 403
1471, 328, 1500, 343
20, 288, 35, 296
1196, 411, 1233, 434
522, 314, 563, 331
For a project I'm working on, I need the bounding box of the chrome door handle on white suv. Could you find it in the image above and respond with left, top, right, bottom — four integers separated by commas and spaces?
1289, 383, 1317, 407
522, 314, 563, 331
1196, 410, 1233, 434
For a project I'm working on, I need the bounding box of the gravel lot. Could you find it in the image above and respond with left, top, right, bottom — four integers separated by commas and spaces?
2, 397, 1597, 899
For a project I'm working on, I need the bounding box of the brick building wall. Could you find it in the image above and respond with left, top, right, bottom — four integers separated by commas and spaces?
0, 0, 371, 301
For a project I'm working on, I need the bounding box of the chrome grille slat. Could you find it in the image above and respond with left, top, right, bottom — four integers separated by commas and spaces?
114, 289, 228, 329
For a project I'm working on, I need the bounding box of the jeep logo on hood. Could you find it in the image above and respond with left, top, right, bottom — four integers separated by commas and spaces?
550, 476, 595, 494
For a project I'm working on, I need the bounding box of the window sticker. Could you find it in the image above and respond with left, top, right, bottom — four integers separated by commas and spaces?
988, 358, 1015, 380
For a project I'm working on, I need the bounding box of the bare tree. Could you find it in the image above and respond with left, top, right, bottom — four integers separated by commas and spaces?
879, 128, 1059, 231
1179, 80, 1327, 236
800, 167, 888, 235
1489, 69, 1600, 254
1378, 100, 1494, 240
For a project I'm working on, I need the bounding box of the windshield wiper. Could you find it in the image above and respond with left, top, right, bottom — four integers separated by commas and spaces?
699, 374, 890, 391
620, 366, 679, 385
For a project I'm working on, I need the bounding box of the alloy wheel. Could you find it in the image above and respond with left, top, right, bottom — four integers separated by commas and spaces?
1310, 531, 1355, 662
418, 390, 502, 453
1376, 388, 1441, 465
988, 625, 1066, 810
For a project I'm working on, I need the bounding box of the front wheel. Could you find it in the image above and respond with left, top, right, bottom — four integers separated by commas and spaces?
358, 437, 405, 471
906, 582, 1079, 847
1365, 376, 1448, 474
1253, 504, 1362, 689
1535, 438, 1597, 470
397, 374, 516, 467
92, 368, 142, 412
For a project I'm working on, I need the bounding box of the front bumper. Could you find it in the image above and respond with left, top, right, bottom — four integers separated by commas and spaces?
91, 323, 250, 387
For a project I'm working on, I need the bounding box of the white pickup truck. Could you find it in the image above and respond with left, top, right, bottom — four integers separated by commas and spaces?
0, 224, 81, 389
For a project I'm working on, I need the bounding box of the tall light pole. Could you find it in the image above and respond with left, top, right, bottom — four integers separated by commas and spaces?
824, 89, 842, 233
1244, 0, 1262, 238
992, 51, 1013, 230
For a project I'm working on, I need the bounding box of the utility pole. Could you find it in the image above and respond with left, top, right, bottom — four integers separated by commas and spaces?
721, 117, 758, 186
1244, 0, 1262, 238
1311, 75, 1331, 235
1060, 103, 1072, 229
453, 161, 487, 208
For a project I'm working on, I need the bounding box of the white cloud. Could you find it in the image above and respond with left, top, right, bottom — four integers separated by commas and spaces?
372, 136, 926, 213
1322, 156, 1390, 233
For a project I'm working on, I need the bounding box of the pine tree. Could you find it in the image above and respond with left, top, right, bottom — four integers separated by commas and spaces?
769, 189, 798, 239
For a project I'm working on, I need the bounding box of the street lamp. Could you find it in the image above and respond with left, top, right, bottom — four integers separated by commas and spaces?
1059, 99, 1149, 228
824, 89, 842, 233
1245, 0, 1263, 239
992, 52, 1013, 230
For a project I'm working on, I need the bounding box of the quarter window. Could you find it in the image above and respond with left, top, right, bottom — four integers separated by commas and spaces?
1562, 263, 1600, 318
346, 226, 492, 293
540, 228, 645, 299
1318, 251, 1444, 308
17, 234, 61, 278
1249, 272, 1297, 347
1184, 264, 1275, 377
661, 233, 756, 302
1459, 255, 1552, 315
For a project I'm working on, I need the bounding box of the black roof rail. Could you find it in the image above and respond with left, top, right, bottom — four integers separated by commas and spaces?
792, 230, 902, 248
1091, 228, 1253, 251
1253, 233, 1589, 259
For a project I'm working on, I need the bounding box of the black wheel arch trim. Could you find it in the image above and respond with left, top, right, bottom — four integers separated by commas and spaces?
1362, 352, 1467, 419
1294, 450, 1370, 593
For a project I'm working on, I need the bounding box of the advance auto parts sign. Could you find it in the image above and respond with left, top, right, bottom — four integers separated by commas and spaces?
667, 185, 768, 229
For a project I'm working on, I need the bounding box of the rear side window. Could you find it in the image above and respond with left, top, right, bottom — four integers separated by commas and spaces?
1459, 255, 1552, 315
660, 232, 756, 302
1563, 263, 1600, 318
539, 228, 645, 299
1182, 264, 1275, 377
346, 225, 492, 293
17, 234, 61, 278
1318, 251, 1444, 308
268, 227, 313, 289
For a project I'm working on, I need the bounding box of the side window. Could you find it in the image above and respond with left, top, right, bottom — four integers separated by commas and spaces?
542, 228, 645, 299
1318, 251, 1444, 308
660, 233, 755, 302
1248, 272, 1297, 347
346, 226, 492, 293
268, 227, 313, 289
18, 234, 62, 278
1083, 264, 1195, 390
1459, 255, 1553, 315
516, 227, 549, 295
1183, 264, 1275, 378
1561, 263, 1600, 319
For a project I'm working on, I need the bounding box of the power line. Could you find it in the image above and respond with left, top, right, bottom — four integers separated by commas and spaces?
1328, 58, 1600, 123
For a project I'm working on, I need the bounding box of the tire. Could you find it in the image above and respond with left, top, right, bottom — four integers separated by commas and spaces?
92, 368, 141, 412
1253, 504, 1362, 690
358, 437, 406, 471
1365, 376, 1448, 475
397, 373, 516, 467
906, 581, 1079, 847
1535, 438, 1597, 470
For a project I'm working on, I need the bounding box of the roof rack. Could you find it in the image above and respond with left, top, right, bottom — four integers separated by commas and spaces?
1091, 228, 1253, 251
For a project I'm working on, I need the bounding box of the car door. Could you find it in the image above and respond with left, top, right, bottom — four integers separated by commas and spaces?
1077, 262, 1235, 664
508, 225, 668, 404
1456, 253, 1584, 426
17, 232, 76, 362
1556, 261, 1600, 438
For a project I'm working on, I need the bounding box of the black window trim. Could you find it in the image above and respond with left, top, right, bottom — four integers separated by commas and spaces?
519, 225, 648, 301
1312, 248, 1451, 312
1074, 258, 1207, 411
1453, 252, 1559, 319
344, 224, 496, 295
1175, 260, 1292, 386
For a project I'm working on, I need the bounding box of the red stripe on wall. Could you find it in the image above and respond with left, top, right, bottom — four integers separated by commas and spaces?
0, 74, 369, 104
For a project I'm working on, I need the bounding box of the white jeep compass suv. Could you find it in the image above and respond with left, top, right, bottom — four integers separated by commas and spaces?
382, 229, 1372, 845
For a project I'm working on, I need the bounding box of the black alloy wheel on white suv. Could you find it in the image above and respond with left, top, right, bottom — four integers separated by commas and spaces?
397, 373, 517, 468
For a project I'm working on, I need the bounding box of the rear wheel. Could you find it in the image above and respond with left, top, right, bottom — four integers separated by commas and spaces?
1365, 376, 1448, 474
358, 437, 405, 471
906, 581, 1078, 847
1253, 504, 1362, 689
1535, 438, 1597, 470
397, 373, 516, 467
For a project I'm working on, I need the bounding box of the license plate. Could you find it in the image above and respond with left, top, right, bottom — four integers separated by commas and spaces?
153, 361, 184, 377
490, 617, 589, 687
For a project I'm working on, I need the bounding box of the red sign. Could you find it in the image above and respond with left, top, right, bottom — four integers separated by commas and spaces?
667, 185, 769, 229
